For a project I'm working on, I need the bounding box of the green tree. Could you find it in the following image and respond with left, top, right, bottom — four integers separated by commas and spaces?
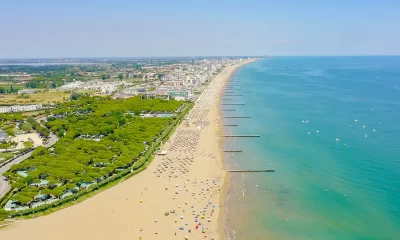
118, 118, 126, 126
101, 74, 108, 80
65, 183, 76, 190
57, 129, 65, 137
6, 128, 14, 137
71, 92, 81, 100
0, 209, 8, 220
23, 141, 33, 148
11, 182, 25, 189
25, 81, 38, 88
118, 73, 124, 80
50, 187, 66, 198
11, 193, 33, 205
2, 96, 185, 206
31, 146, 48, 157
0, 87, 5, 94
21, 123, 33, 132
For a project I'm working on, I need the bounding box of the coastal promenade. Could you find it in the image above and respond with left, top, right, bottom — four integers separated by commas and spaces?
0, 61, 252, 240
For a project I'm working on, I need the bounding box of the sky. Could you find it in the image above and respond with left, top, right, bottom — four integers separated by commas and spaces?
1, 0, 400, 58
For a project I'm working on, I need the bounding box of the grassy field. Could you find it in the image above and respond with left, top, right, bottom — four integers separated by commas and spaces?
0, 84, 25, 91
0, 152, 15, 164
0, 152, 14, 158
0, 91, 70, 104
0, 90, 95, 104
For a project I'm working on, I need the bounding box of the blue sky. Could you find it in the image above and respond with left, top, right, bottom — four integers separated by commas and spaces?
1, 0, 400, 58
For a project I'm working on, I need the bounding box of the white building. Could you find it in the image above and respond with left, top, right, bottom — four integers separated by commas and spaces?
0, 104, 43, 113
18, 89, 37, 94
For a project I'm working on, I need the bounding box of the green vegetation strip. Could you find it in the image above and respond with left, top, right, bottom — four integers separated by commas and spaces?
2, 99, 193, 218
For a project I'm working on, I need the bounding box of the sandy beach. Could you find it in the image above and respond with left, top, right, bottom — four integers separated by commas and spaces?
0, 61, 252, 240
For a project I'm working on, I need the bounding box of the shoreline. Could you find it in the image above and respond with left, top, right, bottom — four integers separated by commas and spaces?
0, 60, 256, 240
215, 60, 256, 240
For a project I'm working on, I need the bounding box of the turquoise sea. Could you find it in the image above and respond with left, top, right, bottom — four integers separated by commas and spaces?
222, 57, 400, 240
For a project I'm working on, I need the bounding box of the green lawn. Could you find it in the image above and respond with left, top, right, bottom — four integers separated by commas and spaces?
0, 84, 25, 91
0, 152, 15, 164
0, 90, 70, 104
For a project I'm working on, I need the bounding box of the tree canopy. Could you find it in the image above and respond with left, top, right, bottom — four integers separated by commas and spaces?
4, 95, 185, 206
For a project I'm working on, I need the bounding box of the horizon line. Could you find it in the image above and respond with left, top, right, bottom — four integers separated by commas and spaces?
1, 55, 400, 60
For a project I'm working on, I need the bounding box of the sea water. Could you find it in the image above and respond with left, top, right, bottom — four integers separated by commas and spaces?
222, 57, 400, 240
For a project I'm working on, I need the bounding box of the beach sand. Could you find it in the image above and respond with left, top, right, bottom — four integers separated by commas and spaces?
0, 61, 252, 240
11, 133, 42, 149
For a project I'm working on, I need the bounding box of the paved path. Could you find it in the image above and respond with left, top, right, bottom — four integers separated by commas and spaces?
44, 132, 58, 147
0, 150, 34, 198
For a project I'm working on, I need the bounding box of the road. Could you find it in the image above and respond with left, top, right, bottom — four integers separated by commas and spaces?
0, 120, 59, 199
0, 150, 34, 199
44, 132, 58, 147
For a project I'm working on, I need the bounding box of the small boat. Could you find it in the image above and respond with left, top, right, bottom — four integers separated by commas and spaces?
362, 125, 366, 128
373, 129, 376, 132
349, 125, 352, 128
308, 132, 311, 135
336, 138, 340, 142
354, 119, 358, 122
344, 144, 348, 147
316, 130, 319, 133
365, 134, 368, 138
